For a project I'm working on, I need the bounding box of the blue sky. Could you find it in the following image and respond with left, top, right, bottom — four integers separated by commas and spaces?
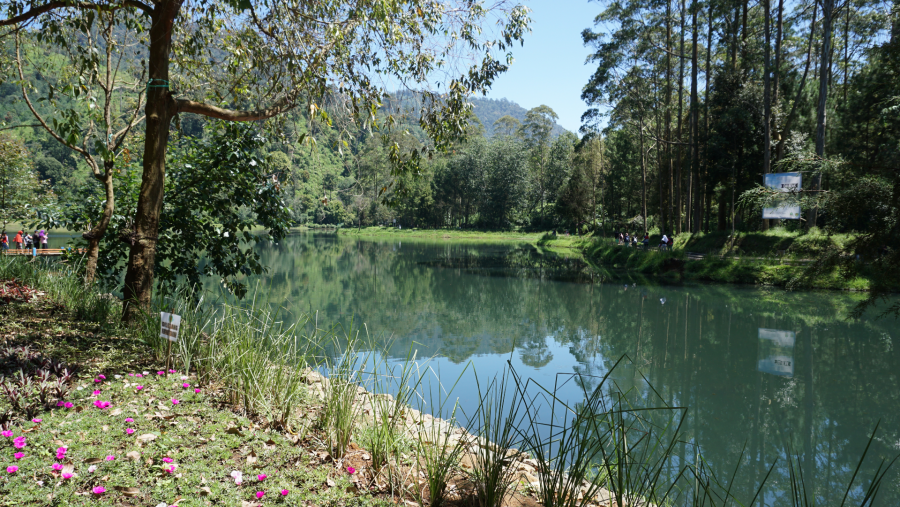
485, 0, 602, 134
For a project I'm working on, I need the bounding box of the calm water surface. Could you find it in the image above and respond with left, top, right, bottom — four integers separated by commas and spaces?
239, 232, 899, 505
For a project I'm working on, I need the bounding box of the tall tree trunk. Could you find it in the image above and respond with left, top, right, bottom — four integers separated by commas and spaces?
778, 0, 817, 161
689, 1, 699, 233
665, 0, 674, 235
810, 0, 835, 228
762, 0, 772, 231
122, 0, 181, 322
741, 0, 749, 71
731, 0, 740, 70
772, 0, 784, 163
702, 3, 712, 233
842, 4, 850, 104
639, 107, 647, 236
677, 0, 686, 234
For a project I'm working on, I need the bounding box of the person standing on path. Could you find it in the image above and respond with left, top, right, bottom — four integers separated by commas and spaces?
0, 232, 8, 252
39, 230, 48, 249
13, 231, 23, 251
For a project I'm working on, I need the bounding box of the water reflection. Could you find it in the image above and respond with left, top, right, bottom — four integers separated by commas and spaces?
237, 233, 899, 505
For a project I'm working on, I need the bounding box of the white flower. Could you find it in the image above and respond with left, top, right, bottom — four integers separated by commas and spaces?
88, 465, 97, 473
181, 376, 188, 380
114, 375, 122, 379
156, 503, 167, 507
142, 371, 149, 375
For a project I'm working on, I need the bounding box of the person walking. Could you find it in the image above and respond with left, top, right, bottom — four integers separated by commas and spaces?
1, 232, 8, 252
13, 231, 23, 251
39, 230, 48, 249
660, 233, 669, 251
24, 232, 33, 250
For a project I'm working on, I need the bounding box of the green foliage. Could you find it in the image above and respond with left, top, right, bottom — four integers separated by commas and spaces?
0, 135, 54, 230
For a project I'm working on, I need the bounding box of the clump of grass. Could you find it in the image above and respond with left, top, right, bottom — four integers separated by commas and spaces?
469, 367, 524, 507
318, 326, 369, 458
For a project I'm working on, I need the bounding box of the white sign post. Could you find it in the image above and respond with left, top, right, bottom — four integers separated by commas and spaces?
763, 172, 802, 219
160, 312, 181, 375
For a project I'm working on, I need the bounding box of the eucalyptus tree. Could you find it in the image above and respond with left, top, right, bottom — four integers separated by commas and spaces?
520, 104, 558, 224
7, 10, 145, 283
1, 0, 530, 321
492, 114, 521, 137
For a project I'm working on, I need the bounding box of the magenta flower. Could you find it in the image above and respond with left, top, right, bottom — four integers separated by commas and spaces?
135, 374, 143, 378
128, 373, 135, 377
162, 457, 174, 463
157, 371, 165, 375
281, 489, 289, 496
61, 472, 73, 480
64, 402, 74, 408
258, 474, 267, 481
182, 383, 190, 388
98, 374, 106, 380
93, 400, 111, 409
1, 430, 12, 438
168, 369, 176, 374
56, 401, 64, 407
194, 388, 201, 393
7, 466, 17, 474
125, 417, 134, 423
92, 486, 105, 495
14, 452, 23, 460
93, 379, 102, 383
31, 418, 42, 423
136, 385, 144, 391
256, 491, 265, 499
165, 464, 176, 473
171, 399, 179, 405
105, 455, 115, 461
56, 447, 67, 454
346, 466, 356, 474
13, 436, 26, 449
52, 463, 64, 471
92, 389, 102, 395
126, 428, 135, 435
56, 453, 66, 460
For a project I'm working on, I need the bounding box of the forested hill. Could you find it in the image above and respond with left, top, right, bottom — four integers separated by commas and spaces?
469, 97, 569, 138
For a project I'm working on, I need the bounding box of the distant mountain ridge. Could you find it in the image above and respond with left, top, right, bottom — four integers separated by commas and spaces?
468, 97, 569, 138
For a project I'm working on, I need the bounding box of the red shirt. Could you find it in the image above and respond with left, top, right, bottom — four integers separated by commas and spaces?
14, 233, 22, 243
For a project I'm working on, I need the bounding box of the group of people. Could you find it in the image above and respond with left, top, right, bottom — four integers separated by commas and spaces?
0, 230, 49, 252
614, 231, 675, 251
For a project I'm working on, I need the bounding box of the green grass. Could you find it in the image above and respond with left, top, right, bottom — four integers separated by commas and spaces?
337, 226, 589, 250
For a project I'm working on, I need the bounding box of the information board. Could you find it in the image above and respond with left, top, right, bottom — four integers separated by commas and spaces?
160, 312, 181, 343
757, 328, 795, 377
763, 172, 802, 219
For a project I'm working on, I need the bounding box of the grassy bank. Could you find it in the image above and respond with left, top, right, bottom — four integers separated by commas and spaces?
584, 228, 874, 291
337, 226, 590, 252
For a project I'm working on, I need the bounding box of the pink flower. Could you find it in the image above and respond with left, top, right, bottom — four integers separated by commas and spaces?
182, 383, 190, 388
128, 373, 135, 377
92, 390, 102, 395
135, 374, 143, 378
105, 455, 115, 461
157, 371, 165, 376
31, 418, 42, 423
92, 486, 105, 495
258, 474, 267, 481
165, 464, 177, 473
93, 400, 111, 409
125, 417, 134, 423
168, 369, 176, 374
256, 491, 265, 499
56, 453, 66, 460
136, 386, 144, 391
126, 428, 135, 435
56, 401, 64, 407
162, 457, 173, 463
194, 388, 201, 393
281, 489, 289, 496
14, 452, 24, 460
64, 402, 73, 408
1, 430, 12, 438
52, 463, 64, 471
61, 473, 73, 480
13, 436, 26, 449
87, 465, 97, 473
98, 374, 106, 380
346, 466, 355, 474
56, 447, 67, 454
7, 466, 17, 474
171, 399, 179, 405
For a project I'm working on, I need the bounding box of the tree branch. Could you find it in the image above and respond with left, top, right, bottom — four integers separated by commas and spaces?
174, 93, 301, 123
0, 0, 151, 26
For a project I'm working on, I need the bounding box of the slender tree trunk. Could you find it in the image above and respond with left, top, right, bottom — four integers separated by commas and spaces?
83, 168, 116, 284
665, 0, 674, 234
122, 0, 181, 322
703, 4, 712, 233
639, 107, 647, 236
779, 0, 817, 161
741, 0, 749, 71
731, 0, 740, 70
810, 0, 835, 228
677, 0, 686, 234
689, 1, 699, 233
762, 0, 772, 231
772, 0, 784, 163
842, 4, 850, 104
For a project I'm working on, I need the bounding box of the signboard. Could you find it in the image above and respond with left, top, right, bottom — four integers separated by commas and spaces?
757, 328, 795, 377
160, 312, 181, 343
763, 172, 802, 219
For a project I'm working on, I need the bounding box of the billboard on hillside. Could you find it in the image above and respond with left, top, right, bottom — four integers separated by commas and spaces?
762, 172, 802, 219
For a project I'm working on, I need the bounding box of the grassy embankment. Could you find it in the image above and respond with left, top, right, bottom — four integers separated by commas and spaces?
583, 228, 873, 291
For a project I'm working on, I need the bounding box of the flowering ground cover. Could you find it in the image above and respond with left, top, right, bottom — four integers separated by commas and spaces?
0, 291, 392, 507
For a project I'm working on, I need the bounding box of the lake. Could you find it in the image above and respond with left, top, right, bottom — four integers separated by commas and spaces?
234, 232, 899, 505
